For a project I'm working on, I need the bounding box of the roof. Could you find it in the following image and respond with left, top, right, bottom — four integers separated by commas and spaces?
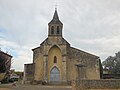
0, 50, 12, 57
32, 46, 40, 51
48, 9, 63, 25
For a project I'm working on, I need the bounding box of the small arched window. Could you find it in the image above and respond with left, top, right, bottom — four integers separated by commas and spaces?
57, 26, 60, 34
51, 26, 54, 34
54, 56, 57, 63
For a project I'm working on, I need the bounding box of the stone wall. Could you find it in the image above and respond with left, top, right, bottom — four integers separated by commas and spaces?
67, 47, 101, 81
34, 53, 44, 81
75, 79, 120, 90
24, 64, 35, 83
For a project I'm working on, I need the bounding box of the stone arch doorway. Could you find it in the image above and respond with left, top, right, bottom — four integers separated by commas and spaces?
48, 45, 62, 82
50, 67, 60, 82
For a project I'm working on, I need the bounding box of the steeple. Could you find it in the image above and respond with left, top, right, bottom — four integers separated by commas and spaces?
48, 9, 63, 37
52, 8, 59, 20
48, 8, 63, 25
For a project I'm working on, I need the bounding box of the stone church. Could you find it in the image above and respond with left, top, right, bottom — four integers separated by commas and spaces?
24, 9, 102, 84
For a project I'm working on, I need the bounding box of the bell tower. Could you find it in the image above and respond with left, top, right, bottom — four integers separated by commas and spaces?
48, 9, 63, 37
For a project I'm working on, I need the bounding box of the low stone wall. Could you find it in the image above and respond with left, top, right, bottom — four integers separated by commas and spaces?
75, 79, 120, 90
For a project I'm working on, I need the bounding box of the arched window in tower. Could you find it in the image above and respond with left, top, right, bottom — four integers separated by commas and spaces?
57, 26, 60, 34
54, 56, 57, 63
51, 26, 54, 34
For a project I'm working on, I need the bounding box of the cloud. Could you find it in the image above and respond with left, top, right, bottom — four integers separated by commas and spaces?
0, 0, 120, 71
0, 38, 33, 71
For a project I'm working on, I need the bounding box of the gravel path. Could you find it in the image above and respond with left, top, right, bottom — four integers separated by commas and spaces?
0, 84, 72, 90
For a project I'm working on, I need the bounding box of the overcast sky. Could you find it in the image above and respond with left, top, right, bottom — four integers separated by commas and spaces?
0, 0, 120, 71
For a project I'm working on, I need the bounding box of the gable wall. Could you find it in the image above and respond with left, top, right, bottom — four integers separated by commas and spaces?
66, 47, 100, 82
33, 47, 44, 81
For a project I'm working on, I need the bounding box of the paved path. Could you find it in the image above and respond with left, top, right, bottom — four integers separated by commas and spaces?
0, 84, 72, 90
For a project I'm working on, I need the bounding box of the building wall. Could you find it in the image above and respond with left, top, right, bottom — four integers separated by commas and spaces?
85, 57, 100, 79
0, 51, 12, 73
32, 37, 69, 82
25, 36, 101, 84
33, 48, 44, 81
67, 47, 100, 82
0, 51, 12, 81
32, 42, 101, 83
24, 64, 35, 83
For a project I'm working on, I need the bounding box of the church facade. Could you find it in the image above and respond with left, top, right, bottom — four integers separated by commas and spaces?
24, 9, 102, 84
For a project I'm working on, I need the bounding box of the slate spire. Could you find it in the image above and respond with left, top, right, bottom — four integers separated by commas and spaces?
53, 8, 59, 19
48, 9, 63, 25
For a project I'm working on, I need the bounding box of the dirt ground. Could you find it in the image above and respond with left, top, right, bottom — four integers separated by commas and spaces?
0, 83, 72, 90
